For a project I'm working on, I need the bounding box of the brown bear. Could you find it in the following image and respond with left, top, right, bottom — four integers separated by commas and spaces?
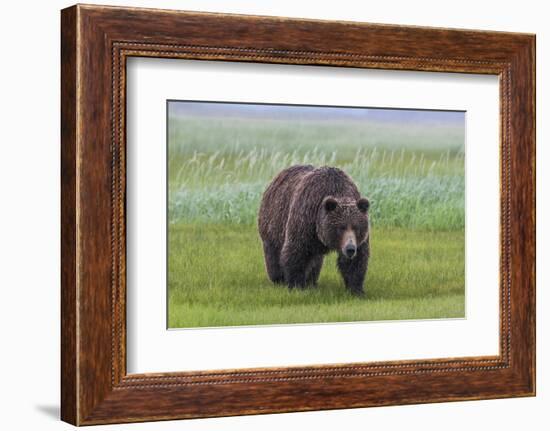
258, 165, 370, 296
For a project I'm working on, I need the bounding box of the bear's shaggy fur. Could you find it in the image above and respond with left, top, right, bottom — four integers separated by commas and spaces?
258, 165, 370, 295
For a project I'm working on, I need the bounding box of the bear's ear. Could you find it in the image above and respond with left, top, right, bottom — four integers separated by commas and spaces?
323, 196, 338, 212
357, 197, 370, 213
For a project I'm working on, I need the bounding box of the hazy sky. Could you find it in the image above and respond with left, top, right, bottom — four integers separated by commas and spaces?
168, 100, 465, 125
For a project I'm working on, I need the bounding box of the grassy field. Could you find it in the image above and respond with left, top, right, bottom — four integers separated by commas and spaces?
168, 224, 464, 327
167, 110, 465, 328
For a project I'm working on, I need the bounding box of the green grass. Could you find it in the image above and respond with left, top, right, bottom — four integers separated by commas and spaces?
168, 224, 465, 328
167, 112, 466, 328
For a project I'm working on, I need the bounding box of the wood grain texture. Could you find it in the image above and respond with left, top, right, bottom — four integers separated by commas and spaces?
60, 4, 536, 425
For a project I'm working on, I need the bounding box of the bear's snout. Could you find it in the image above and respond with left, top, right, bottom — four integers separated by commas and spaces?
344, 243, 357, 259
341, 227, 358, 259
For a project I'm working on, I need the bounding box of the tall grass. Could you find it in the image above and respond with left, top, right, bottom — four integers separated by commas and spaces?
168, 117, 464, 231
168, 116, 465, 156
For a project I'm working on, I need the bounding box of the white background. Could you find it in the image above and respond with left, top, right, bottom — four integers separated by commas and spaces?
127, 59, 500, 373
0, 0, 546, 430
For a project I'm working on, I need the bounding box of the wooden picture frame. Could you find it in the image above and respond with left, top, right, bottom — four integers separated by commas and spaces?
61, 4, 535, 425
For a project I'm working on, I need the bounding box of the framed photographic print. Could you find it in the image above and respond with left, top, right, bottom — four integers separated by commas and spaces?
61, 4, 535, 425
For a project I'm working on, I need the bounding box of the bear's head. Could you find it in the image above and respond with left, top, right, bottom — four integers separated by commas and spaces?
317, 196, 370, 259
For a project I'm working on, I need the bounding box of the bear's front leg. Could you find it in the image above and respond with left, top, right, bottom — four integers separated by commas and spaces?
305, 254, 324, 286
337, 241, 369, 296
280, 242, 310, 289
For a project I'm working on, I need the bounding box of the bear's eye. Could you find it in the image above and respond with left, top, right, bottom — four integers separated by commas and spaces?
338, 225, 347, 232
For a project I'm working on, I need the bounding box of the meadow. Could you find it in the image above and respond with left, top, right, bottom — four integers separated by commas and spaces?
167, 110, 465, 328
